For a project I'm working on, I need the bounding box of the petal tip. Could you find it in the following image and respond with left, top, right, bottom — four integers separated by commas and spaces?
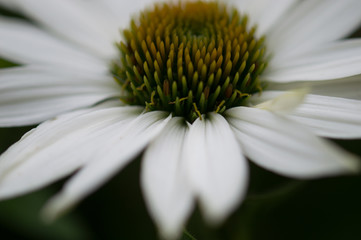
345, 155, 361, 175
255, 88, 309, 113
158, 225, 183, 240
40, 193, 75, 224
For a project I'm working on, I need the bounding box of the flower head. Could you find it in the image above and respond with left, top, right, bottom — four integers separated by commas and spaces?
113, 1, 267, 122
0, 0, 361, 239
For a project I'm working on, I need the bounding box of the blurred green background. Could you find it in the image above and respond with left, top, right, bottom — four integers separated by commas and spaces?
1, 5, 361, 240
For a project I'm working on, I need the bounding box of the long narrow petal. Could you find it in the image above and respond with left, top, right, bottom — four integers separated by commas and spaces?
0, 17, 108, 72
250, 91, 361, 138
0, 66, 121, 126
266, 75, 361, 100
290, 95, 361, 139
10, 0, 117, 58
183, 113, 248, 224
42, 111, 171, 221
141, 117, 193, 239
265, 40, 361, 82
0, 106, 143, 200
268, 0, 361, 58
226, 107, 360, 179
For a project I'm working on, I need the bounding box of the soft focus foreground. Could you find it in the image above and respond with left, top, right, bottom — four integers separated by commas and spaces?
1, 126, 361, 240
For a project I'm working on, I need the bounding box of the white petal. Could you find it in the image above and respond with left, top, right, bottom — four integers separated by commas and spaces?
265, 40, 361, 82
0, 0, 16, 9
0, 17, 108, 72
268, 0, 361, 58
142, 117, 193, 239
42, 111, 171, 221
0, 106, 142, 200
252, 91, 361, 139
0, 66, 121, 126
102, 0, 156, 30
234, 0, 298, 36
290, 95, 361, 139
266, 75, 361, 100
183, 113, 248, 224
11, 0, 117, 58
226, 107, 360, 179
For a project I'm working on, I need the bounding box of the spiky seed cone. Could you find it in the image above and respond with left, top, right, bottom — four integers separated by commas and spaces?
113, 1, 268, 122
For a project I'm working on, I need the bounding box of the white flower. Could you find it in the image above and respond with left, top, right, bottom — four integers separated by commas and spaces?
1, 0, 361, 239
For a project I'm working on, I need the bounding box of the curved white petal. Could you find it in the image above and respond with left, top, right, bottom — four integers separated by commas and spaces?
226, 107, 360, 179
265, 40, 361, 82
255, 92, 361, 139
10, 0, 117, 58
42, 111, 171, 221
0, 106, 142, 200
183, 113, 248, 224
142, 117, 193, 239
233, 0, 298, 36
268, 0, 361, 59
250, 91, 361, 139
266, 75, 361, 100
0, 66, 121, 126
101, 0, 156, 30
0, 17, 108, 72
290, 95, 361, 139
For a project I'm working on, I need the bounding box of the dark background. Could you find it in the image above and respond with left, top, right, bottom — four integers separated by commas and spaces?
1, 6, 361, 240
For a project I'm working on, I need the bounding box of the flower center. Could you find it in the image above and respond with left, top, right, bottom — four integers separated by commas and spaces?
112, 1, 268, 122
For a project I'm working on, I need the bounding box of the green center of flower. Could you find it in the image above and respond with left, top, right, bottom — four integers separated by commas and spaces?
112, 1, 268, 122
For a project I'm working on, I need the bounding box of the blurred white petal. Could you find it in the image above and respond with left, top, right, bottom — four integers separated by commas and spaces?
233, 0, 298, 36
290, 95, 361, 139
142, 117, 193, 239
9, 0, 117, 58
42, 111, 171, 221
268, 0, 361, 58
265, 39, 361, 82
0, 66, 120, 126
183, 113, 248, 224
0, 106, 142, 200
267, 75, 361, 100
0, 16, 108, 71
227, 107, 360, 179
